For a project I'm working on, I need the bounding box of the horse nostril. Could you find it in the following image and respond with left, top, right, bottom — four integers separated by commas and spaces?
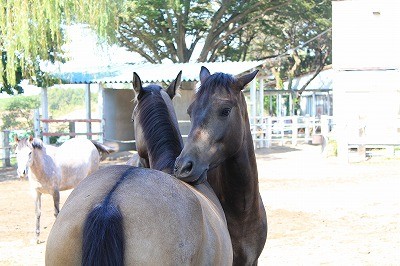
182, 161, 193, 174
173, 164, 179, 173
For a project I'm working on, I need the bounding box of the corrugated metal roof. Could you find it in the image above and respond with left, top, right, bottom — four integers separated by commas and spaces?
51, 61, 264, 84
283, 68, 333, 91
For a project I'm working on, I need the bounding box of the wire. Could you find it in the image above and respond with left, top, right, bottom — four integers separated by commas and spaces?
258, 27, 332, 62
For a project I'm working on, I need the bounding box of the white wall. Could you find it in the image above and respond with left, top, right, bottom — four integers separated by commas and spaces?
333, 0, 400, 70
332, 0, 400, 158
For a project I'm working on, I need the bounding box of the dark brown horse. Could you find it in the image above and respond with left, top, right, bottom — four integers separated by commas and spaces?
45, 72, 233, 265
174, 67, 267, 265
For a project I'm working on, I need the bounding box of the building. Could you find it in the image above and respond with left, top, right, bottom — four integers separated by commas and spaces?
332, 0, 400, 158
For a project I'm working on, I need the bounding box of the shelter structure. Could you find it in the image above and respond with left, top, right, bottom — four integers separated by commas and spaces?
40, 61, 336, 151
45, 61, 265, 150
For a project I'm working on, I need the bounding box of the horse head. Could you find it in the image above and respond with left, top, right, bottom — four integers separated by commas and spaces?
14, 135, 34, 179
174, 66, 258, 184
131, 71, 183, 173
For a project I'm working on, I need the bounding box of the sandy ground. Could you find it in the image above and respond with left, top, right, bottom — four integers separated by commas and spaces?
0, 144, 399, 265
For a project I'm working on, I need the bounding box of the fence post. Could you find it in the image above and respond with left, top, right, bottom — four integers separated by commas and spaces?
265, 116, 271, 148
305, 116, 310, 143
1, 130, 11, 167
279, 117, 284, 146
69, 122, 76, 138
34, 109, 41, 138
292, 116, 298, 146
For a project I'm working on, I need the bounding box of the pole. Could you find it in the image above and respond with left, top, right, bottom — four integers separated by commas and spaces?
1, 130, 10, 167
85, 84, 92, 140
41, 87, 49, 144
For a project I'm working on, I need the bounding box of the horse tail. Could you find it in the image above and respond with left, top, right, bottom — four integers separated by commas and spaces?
82, 168, 132, 266
82, 203, 124, 266
90, 140, 116, 160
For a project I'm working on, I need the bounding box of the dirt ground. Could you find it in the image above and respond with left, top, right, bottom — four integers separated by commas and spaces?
0, 144, 399, 265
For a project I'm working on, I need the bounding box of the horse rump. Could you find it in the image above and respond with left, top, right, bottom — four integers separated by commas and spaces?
82, 202, 124, 266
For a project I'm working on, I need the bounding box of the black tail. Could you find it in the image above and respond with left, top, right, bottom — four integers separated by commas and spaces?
90, 140, 116, 160
82, 203, 124, 266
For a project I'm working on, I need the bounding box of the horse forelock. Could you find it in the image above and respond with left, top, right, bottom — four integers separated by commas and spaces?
31, 138, 44, 150
196, 72, 236, 99
137, 87, 182, 172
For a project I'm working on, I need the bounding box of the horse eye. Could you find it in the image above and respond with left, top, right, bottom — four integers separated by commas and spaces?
220, 108, 231, 117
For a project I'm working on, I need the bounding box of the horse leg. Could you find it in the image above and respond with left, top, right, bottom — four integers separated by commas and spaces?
52, 190, 60, 217
34, 190, 42, 244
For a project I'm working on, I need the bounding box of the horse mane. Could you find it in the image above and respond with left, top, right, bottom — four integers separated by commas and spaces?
138, 85, 183, 172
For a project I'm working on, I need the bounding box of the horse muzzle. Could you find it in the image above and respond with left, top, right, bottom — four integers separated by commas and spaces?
174, 156, 208, 185
17, 168, 28, 179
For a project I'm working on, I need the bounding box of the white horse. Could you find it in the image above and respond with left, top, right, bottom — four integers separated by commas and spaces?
14, 136, 113, 243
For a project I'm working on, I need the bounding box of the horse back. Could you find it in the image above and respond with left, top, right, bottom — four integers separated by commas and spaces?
46, 165, 232, 265
56, 138, 100, 190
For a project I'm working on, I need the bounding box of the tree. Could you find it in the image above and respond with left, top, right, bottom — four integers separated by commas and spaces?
0, 96, 40, 130
118, 0, 293, 63
248, 0, 331, 114
251, 0, 331, 90
0, 0, 124, 94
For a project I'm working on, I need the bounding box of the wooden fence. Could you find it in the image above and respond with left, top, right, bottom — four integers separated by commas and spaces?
33, 110, 103, 144
1, 115, 335, 168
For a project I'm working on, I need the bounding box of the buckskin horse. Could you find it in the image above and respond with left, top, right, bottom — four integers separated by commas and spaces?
45, 72, 233, 265
174, 67, 268, 265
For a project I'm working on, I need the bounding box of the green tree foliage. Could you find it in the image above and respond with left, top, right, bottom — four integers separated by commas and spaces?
249, 0, 331, 115
48, 88, 98, 117
118, 0, 293, 63
0, 0, 124, 93
0, 96, 40, 130
252, 0, 331, 88
0, 88, 97, 130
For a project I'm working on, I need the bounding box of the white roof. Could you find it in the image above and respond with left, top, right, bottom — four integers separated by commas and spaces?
52, 61, 264, 84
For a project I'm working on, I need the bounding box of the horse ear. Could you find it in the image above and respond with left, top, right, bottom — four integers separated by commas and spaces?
233, 70, 259, 92
165, 71, 182, 99
133, 72, 144, 100
14, 135, 19, 142
29, 135, 34, 142
200, 66, 211, 84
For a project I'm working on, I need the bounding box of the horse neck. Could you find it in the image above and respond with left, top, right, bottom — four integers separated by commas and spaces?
209, 95, 260, 213
29, 147, 58, 182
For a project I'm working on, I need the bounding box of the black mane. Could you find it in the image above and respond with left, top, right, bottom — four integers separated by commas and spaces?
137, 86, 182, 172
